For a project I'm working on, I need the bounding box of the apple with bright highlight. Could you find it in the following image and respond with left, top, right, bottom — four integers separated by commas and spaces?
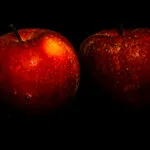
0, 24, 80, 114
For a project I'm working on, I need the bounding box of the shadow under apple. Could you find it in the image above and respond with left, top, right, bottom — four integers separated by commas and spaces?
79, 63, 150, 117
0, 93, 80, 128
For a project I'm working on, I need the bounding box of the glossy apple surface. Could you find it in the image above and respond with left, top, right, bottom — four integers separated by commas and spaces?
0, 28, 80, 113
79, 28, 150, 108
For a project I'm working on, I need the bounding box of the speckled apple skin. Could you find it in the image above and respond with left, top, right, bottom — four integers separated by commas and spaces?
0, 29, 80, 112
80, 28, 150, 108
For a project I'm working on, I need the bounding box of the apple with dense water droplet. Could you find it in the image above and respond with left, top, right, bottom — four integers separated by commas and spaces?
79, 27, 150, 108
0, 25, 80, 114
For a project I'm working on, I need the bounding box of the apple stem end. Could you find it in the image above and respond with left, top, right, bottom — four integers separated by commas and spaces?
9, 24, 22, 42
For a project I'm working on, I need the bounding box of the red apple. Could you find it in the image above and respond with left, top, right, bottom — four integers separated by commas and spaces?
0, 25, 80, 114
79, 28, 150, 108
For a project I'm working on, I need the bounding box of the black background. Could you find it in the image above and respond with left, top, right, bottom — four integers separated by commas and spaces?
0, 1, 150, 133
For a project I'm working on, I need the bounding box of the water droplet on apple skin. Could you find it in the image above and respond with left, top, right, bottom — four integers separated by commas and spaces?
25, 93, 32, 104
14, 89, 17, 95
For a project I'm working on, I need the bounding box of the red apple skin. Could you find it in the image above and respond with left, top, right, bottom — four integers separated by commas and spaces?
79, 28, 150, 108
0, 28, 80, 114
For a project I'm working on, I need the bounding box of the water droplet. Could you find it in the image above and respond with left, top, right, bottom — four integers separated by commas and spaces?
125, 43, 128, 48
13, 88, 17, 95
14, 91, 17, 95
25, 93, 32, 104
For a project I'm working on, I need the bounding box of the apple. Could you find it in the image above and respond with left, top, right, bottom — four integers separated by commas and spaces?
79, 27, 150, 109
0, 24, 80, 114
